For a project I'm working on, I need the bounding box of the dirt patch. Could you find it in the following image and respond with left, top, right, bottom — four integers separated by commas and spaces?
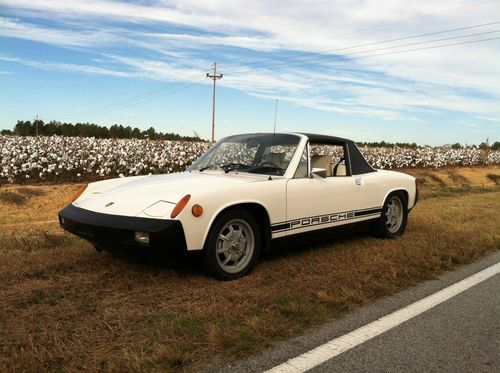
446, 170, 470, 186
486, 173, 500, 185
425, 173, 447, 187
403, 166, 499, 187
0, 191, 27, 205
16, 187, 47, 197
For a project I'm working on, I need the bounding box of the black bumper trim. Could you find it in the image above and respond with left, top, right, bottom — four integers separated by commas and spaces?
58, 204, 187, 252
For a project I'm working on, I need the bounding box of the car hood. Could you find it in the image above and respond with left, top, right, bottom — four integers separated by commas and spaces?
73, 171, 265, 217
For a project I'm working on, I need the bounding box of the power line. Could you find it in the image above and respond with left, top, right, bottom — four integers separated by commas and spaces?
44, 6, 500, 121
80, 78, 203, 118
55, 71, 204, 119
138, 0, 497, 70
346, 36, 500, 61
324, 0, 499, 40
223, 21, 500, 74
87, 34, 498, 118
46, 3, 500, 121
257, 36, 499, 70
181, 85, 209, 128
346, 29, 499, 56
219, 87, 240, 127
282, 29, 500, 66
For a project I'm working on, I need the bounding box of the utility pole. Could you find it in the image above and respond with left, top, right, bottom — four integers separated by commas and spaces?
35, 114, 39, 136
206, 62, 223, 142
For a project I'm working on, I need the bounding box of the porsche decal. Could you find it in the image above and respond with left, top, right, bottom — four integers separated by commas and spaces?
271, 207, 382, 232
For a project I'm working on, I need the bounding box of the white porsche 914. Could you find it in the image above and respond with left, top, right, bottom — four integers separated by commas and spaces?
59, 133, 418, 280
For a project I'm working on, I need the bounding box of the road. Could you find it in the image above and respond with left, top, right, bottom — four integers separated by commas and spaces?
212, 251, 500, 373
310, 270, 499, 372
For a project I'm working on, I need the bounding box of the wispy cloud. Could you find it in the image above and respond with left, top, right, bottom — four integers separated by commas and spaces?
1, 0, 499, 125
0, 17, 119, 47
0, 56, 132, 77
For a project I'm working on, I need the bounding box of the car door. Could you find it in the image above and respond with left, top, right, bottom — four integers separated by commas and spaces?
346, 141, 386, 219
283, 142, 361, 236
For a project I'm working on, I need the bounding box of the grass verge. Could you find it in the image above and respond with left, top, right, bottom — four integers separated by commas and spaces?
0, 169, 499, 372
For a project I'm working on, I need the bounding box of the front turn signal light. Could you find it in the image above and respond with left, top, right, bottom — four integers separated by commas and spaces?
191, 204, 203, 217
71, 184, 88, 202
171, 194, 191, 218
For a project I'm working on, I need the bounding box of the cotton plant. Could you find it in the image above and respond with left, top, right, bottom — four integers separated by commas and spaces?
0, 135, 498, 183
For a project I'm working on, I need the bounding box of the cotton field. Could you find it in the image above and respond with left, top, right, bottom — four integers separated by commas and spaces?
1, 135, 499, 183
0, 135, 210, 183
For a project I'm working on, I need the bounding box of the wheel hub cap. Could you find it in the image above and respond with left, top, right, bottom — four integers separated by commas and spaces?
216, 219, 255, 274
385, 197, 403, 234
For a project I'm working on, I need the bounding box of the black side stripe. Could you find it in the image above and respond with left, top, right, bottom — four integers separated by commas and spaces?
354, 207, 383, 217
270, 222, 291, 232
271, 206, 382, 233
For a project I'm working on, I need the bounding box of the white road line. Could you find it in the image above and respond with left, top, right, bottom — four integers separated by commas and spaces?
266, 262, 500, 373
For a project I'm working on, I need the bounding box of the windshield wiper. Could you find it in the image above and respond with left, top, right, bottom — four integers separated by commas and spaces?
199, 163, 250, 173
199, 164, 216, 172
246, 164, 286, 175
221, 163, 250, 173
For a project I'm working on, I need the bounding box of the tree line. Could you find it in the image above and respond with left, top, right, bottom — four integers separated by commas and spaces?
358, 140, 499, 150
1, 120, 498, 149
0, 120, 204, 142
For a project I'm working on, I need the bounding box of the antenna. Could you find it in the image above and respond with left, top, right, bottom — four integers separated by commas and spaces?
273, 99, 278, 135
269, 99, 279, 181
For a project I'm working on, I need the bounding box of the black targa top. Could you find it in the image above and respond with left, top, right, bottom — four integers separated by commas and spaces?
299, 132, 376, 175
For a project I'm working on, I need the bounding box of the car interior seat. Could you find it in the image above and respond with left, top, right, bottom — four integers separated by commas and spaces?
333, 158, 347, 176
262, 152, 286, 168
311, 155, 333, 176
294, 161, 308, 178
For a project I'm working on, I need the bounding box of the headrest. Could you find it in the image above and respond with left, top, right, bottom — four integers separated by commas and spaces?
265, 152, 286, 165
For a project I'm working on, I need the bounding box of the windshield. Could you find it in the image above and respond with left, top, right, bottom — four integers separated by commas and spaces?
188, 133, 301, 176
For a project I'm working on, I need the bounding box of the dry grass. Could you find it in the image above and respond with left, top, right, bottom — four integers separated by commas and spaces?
404, 166, 499, 188
486, 173, 500, 185
0, 168, 499, 372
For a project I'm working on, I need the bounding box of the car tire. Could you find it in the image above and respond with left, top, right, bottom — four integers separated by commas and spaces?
373, 192, 408, 238
203, 209, 261, 280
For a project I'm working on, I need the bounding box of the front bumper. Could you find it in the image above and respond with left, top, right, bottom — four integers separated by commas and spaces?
58, 204, 187, 253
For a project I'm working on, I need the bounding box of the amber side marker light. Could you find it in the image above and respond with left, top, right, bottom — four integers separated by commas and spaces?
171, 194, 191, 218
191, 204, 203, 217
71, 185, 88, 202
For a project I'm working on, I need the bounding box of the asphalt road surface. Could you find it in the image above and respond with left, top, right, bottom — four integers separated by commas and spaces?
310, 269, 499, 372
212, 251, 500, 373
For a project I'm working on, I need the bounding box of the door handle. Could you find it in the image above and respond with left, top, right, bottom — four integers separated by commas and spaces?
355, 177, 363, 186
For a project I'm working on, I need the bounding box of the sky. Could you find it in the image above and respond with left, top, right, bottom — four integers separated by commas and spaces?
1, 0, 499, 145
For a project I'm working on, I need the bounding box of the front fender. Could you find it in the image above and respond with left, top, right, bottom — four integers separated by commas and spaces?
176, 180, 287, 251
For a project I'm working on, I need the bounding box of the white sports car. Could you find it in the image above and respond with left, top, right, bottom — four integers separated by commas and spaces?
59, 133, 418, 280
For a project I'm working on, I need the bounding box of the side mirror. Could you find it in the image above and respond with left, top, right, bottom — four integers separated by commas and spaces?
311, 167, 327, 178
